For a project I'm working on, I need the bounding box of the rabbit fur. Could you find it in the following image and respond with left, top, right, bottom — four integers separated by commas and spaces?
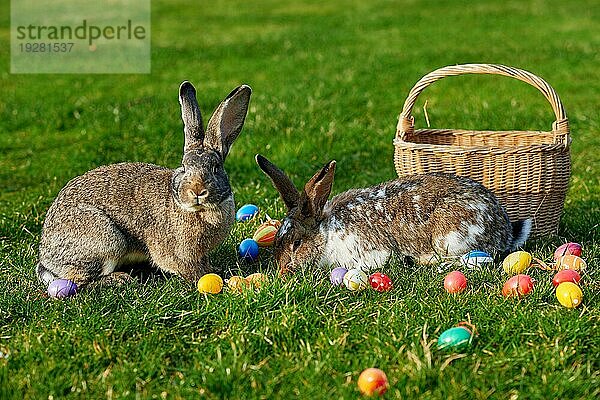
37, 82, 251, 286
256, 155, 531, 274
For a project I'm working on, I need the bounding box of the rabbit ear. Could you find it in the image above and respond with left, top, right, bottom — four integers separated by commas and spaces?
255, 154, 300, 210
301, 161, 336, 217
205, 85, 252, 158
179, 81, 205, 153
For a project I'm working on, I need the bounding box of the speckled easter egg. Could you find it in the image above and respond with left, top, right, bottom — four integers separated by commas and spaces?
330, 267, 348, 286
197, 273, 223, 294
437, 326, 473, 351
343, 269, 369, 291
502, 274, 534, 298
245, 272, 268, 289
444, 271, 467, 293
252, 221, 280, 247
238, 238, 259, 261
460, 250, 493, 268
47, 279, 78, 299
502, 251, 532, 275
556, 282, 583, 308
227, 276, 248, 293
553, 242, 582, 261
556, 255, 586, 272
369, 272, 393, 292
235, 204, 259, 222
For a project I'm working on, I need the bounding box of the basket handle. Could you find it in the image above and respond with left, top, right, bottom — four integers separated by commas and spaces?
397, 64, 569, 140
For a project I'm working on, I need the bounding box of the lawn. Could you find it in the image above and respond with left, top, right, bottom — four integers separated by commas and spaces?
1, 0, 599, 398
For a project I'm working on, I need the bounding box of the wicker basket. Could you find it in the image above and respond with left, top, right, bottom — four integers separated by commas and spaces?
394, 64, 570, 238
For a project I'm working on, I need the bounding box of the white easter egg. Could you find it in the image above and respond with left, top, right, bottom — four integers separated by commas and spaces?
343, 269, 369, 291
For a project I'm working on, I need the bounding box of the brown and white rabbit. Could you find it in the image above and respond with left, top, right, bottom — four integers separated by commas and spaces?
37, 82, 252, 286
255, 155, 531, 274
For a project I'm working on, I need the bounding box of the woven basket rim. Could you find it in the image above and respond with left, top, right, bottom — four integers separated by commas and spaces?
393, 138, 569, 154
404, 127, 568, 137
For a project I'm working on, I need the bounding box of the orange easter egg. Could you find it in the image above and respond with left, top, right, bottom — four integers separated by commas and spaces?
358, 368, 389, 396
556, 255, 586, 271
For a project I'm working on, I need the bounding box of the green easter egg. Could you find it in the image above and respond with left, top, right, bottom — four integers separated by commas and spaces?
437, 326, 472, 351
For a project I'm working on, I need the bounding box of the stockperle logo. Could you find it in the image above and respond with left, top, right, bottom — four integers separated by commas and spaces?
11, 0, 150, 74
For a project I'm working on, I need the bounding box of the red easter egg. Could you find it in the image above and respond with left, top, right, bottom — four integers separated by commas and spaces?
502, 274, 535, 298
369, 272, 393, 292
444, 271, 467, 293
552, 269, 581, 287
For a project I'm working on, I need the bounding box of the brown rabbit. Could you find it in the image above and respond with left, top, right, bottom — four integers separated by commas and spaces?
256, 155, 531, 274
37, 82, 252, 286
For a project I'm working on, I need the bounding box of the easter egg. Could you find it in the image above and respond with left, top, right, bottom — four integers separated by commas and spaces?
556, 282, 583, 308
252, 221, 280, 247
502, 274, 534, 298
197, 273, 223, 294
357, 368, 389, 396
552, 269, 581, 287
460, 250, 493, 267
343, 269, 369, 291
227, 276, 248, 293
502, 251, 532, 275
553, 242, 582, 261
246, 272, 268, 289
47, 279, 78, 299
369, 272, 393, 292
556, 255, 586, 271
235, 204, 259, 222
444, 271, 467, 293
437, 326, 472, 351
330, 267, 348, 286
239, 238, 259, 261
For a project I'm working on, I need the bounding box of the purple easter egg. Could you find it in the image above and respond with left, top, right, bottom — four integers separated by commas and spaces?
330, 267, 348, 286
47, 279, 78, 299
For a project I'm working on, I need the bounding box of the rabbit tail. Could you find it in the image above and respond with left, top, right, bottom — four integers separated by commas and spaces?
510, 219, 532, 250
37, 262, 58, 286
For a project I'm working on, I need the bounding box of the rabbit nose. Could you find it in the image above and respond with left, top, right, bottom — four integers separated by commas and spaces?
197, 189, 209, 199
191, 188, 209, 204
279, 262, 294, 275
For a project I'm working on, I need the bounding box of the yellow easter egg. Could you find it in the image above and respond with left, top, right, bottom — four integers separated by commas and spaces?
227, 276, 248, 293
556, 282, 583, 308
197, 273, 223, 294
556, 255, 586, 272
502, 251, 532, 275
252, 221, 280, 247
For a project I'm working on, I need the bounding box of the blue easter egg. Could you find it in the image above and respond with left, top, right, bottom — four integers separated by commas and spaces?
437, 326, 472, 351
460, 250, 493, 267
330, 267, 348, 286
47, 279, 78, 299
239, 238, 259, 261
236, 204, 259, 222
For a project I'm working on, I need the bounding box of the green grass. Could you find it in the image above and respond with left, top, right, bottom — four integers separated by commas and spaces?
1, 0, 599, 398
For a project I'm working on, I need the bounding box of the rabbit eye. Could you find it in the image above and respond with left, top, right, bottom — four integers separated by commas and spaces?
292, 239, 302, 251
